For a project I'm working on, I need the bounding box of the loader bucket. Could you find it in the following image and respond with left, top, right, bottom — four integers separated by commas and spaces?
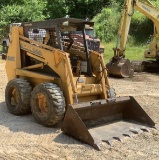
106, 58, 134, 78
62, 96, 155, 150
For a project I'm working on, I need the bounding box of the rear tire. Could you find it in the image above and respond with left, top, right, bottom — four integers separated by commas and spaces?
30, 83, 65, 126
5, 78, 32, 115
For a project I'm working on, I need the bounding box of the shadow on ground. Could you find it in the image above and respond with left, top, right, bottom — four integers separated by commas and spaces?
0, 101, 61, 135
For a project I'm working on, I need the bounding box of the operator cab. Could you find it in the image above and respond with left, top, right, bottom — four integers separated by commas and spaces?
23, 18, 94, 76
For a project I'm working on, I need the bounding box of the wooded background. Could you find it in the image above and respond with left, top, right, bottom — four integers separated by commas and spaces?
0, 0, 158, 43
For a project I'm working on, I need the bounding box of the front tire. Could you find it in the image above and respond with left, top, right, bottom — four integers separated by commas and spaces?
30, 83, 65, 126
5, 79, 32, 115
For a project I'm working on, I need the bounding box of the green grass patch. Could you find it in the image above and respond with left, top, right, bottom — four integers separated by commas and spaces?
102, 41, 148, 63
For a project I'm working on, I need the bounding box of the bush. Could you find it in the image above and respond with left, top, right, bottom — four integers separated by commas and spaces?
0, 0, 47, 40
129, 10, 153, 44
93, 2, 121, 42
93, 0, 159, 44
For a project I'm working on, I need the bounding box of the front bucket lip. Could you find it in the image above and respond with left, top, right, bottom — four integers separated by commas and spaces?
61, 101, 101, 150
61, 96, 155, 150
71, 96, 130, 110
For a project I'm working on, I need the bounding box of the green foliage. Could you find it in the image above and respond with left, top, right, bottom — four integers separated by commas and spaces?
152, 0, 159, 7
129, 10, 153, 44
93, 0, 159, 45
0, 0, 47, 39
129, 0, 159, 44
65, 0, 112, 19
93, 2, 120, 42
0, 0, 25, 8
0, 0, 159, 46
128, 0, 159, 44
45, 0, 66, 19
0, 0, 113, 40
0, 0, 46, 23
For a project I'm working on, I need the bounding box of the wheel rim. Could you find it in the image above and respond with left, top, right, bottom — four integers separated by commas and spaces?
36, 93, 48, 113
11, 88, 19, 105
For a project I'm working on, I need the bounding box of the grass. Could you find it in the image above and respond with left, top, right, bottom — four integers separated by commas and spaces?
102, 41, 148, 63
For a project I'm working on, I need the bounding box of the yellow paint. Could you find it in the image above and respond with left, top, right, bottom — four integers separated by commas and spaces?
5, 24, 112, 107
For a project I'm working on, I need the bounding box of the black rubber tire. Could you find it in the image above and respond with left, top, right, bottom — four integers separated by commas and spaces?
5, 78, 32, 115
30, 83, 65, 126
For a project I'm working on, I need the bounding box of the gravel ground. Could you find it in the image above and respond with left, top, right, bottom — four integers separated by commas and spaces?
0, 61, 159, 160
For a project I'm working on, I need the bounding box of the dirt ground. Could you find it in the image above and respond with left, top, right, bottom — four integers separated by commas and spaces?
0, 61, 159, 160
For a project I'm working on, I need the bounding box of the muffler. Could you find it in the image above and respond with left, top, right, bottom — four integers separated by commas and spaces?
62, 96, 155, 150
106, 57, 134, 78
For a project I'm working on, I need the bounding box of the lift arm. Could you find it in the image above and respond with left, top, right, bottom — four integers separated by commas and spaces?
117, 0, 159, 56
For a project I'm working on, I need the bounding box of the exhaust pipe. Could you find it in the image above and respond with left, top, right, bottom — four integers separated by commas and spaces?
62, 96, 155, 150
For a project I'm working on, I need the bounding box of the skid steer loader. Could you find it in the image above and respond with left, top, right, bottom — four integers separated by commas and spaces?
5, 18, 155, 150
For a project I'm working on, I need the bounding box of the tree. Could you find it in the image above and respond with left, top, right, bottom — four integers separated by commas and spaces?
0, 0, 47, 39
65, 0, 112, 19
45, 0, 66, 19
93, 1, 120, 42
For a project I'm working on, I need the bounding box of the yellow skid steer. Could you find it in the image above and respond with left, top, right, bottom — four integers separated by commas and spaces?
5, 18, 155, 150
